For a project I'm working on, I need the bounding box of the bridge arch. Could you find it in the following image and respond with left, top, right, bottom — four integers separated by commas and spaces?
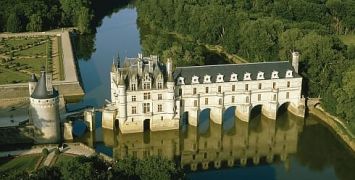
249, 104, 263, 132
198, 108, 210, 135
223, 106, 236, 132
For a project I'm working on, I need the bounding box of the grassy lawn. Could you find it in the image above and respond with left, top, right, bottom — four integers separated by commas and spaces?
14, 57, 47, 73
339, 34, 355, 46
0, 66, 29, 84
55, 154, 74, 165
15, 43, 47, 57
0, 154, 41, 173
5, 38, 42, 48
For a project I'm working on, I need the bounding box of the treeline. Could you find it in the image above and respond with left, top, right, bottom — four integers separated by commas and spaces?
0, 0, 93, 33
0, 0, 129, 34
1, 155, 184, 180
136, 0, 355, 129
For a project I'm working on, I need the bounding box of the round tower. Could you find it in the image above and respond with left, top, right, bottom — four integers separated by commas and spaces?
28, 74, 38, 96
292, 52, 300, 73
117, 73, 127, 120
166, 58, 175, 116
29, 71, 61, 144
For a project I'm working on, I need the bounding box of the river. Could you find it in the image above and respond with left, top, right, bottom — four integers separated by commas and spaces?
68, 4, 355, 180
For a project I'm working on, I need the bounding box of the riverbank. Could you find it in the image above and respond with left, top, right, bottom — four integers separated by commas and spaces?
308, 105, 355, 153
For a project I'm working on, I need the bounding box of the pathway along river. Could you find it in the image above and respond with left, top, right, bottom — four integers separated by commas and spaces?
68, 5, 355, 180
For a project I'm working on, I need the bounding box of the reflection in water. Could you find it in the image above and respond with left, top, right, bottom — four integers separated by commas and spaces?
100, 112, 303, 173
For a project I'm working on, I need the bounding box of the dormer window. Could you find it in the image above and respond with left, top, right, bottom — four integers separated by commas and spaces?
192, 76, 199, 84
285, 70, 293, 78
230, 73, 238, 81
271, 71, 279, 79
204, 75, 211, 83
177, 77, 185, 85
257, 72, 264, 80
243, 72, 251, 81
216, 74, 224, 83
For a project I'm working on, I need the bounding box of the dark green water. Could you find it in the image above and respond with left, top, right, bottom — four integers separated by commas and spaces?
69, 5, 355, 180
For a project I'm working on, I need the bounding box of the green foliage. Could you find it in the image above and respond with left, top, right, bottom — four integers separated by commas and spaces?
6, 13, 22, 33
42, 148, 49, 156
135, 156, 179, 180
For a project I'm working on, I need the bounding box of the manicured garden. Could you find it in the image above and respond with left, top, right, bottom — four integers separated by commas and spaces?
0, 154, 41, 173
0, 35, 63, 85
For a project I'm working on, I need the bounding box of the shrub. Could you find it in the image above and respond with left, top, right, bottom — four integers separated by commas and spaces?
42, 148, 49, 156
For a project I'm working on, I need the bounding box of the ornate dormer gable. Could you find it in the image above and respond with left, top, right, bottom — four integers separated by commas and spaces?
203, 75, 211, 83
243, 72, 251, 81
143, 73, 151, 81
230, 73, 238, 82
216, 74, 224, 83
142, 72, 151, 89
191, 75, 199, 84
177, 77, 185, 85
130, 75, 138, 91
257, 71, 264, 80
271, 71, 279, 79
285, 70, 293, 78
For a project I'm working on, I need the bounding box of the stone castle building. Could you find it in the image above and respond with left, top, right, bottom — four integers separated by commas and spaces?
103, 52, 304, 133
28, 70, 61, 143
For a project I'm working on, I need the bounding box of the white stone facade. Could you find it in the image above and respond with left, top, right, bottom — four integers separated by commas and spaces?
103, 53, 305, 133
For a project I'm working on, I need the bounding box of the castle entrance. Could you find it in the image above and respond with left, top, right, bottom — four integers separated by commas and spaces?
143, 119, 151, 131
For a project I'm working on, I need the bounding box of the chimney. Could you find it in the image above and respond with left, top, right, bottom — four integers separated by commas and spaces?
292, 52, 299, 73
166, 58, 173, 82
137, 59, 142, 75
138, 53, 143, 59
148, 59, 153, 73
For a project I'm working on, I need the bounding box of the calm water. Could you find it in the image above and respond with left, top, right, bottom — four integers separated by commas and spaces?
70, 5, 355, 180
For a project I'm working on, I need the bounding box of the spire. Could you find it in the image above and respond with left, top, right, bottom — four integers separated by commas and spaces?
111, 58, 116, 72
31, 71, 58, 99
167, 58, 174, 82
29, 74, 38, 82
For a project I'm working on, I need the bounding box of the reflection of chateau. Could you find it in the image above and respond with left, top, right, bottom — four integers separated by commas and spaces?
106, 114, 303, 171
103, 52, 304, 133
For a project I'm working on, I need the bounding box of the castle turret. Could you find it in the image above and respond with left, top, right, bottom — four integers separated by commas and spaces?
166, 58, 175, 116
117, 73, 127, 120
28, 74, 38, 96
292, 52, 299, 73
29, 70, 61, 144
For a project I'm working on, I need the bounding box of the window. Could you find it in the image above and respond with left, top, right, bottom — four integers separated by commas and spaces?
218, 86, 221, 93
131, 106, 137, 114
245, 84, 249, 91
273, 82, 276, 89
258, 94, 261, 101
158, 104, 163, 112
257, 72, 264, 80
143, 103, 150, 113
157, 82, 163, 89
144, 92, 151, 100
205, 98, 208, 105
287, 81, 290, 88
158, 94, 162, 100
286, 92, 290, 99
273, 94, 277, 101
194, 100, 198, 107
204, 75, 211, 83
246, 96, 249, 103
132, 96, 136, 102
230, 73, 238, 81
244, 73, 251, 80
232, 96, 235, 103
192, 76, 199, 84
205, 87, 209, 93
131, 84, 136, 91
232, 85, 235, 91
219, 98, 222, 105
272, 71, 279, 79
193, 88, 197, 95
258, 83, 262, 89
161, 116, 163, 120
143, 82, 151, 89
179, 88, 182, 96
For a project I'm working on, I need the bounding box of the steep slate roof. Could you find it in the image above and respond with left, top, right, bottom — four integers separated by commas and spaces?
29, 74, 38, 82
31, 71, 58, 99
173, 61, 300, 85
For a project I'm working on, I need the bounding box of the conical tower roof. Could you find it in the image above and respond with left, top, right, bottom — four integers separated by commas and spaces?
31, 71, 58, 99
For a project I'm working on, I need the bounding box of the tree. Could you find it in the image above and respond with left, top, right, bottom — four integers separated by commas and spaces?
76, 7, 92, 34
6, 13, 22, 32
27, 14, 43, 32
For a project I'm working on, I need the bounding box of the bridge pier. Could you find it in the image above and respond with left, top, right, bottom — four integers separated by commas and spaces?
210, 107, 223, 124
235, 104, 251, 122
102, 108, 117, 130
262, 102, 278, 120
84, 108, 95, 131
187, 109, 199, 126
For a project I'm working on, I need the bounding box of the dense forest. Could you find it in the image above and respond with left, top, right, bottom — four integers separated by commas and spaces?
136, 0, 355, 130
1, 155, 183, 180
0, 0, 129, 34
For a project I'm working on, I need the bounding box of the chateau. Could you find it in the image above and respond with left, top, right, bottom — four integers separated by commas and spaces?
102, 52, 305, 133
